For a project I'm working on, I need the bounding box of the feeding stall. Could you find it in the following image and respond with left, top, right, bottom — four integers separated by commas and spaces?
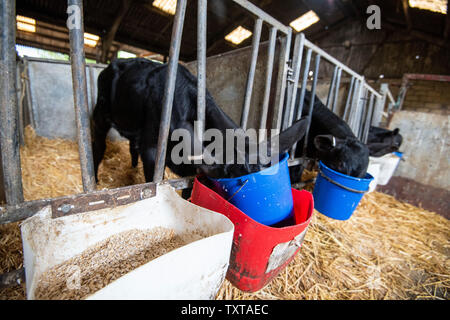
0, 0, 419, 300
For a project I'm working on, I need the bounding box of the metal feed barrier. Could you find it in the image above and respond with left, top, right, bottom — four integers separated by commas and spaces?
0, 0, 393, 287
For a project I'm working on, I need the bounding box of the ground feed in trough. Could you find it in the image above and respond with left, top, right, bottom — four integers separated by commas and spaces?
34, 227, 185, 300
0, 126, 448, 300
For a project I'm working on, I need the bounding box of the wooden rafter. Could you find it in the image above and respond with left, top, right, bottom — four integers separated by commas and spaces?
444, 0, 450, 39
100, 0, 132, 63
401, 0, 413, 31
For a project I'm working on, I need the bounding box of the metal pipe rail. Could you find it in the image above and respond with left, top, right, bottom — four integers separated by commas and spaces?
232, 0, 291, 35
0, 0, 24, 205
282, 32, 384, 165
67, 0, 96, 193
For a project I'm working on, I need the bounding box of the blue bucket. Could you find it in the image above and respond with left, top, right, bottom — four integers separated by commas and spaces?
313, 161, 374, 220
208, 153, 293, 226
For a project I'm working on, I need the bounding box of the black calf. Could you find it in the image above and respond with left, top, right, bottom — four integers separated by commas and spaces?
367, 126, 403, 157
288, 89, 370, 183
92, 58, 309, 187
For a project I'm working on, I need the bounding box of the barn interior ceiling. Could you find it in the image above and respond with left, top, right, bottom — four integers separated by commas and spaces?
15, 0, 450, 62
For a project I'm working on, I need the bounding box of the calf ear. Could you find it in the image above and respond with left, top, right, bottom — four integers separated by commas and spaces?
314, 135, 336, 152
393, 128, 400, 135
270, 117, 309, 155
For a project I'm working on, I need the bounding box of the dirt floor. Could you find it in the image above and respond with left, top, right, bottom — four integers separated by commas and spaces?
0, 127, 448, 300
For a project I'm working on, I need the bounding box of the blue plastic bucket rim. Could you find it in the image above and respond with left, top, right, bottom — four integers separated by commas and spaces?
210, 152, 289, 182
318, 161, 374, 183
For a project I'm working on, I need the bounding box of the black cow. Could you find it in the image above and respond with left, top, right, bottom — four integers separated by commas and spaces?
92, 58, 309, 189
366, 126, 403, 157
288, 89, 370, 183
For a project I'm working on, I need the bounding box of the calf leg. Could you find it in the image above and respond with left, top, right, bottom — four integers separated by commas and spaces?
289, 164, 304, 185
140, 145, 157, 182
92, 109, 111, 182
129, 137, 140, 168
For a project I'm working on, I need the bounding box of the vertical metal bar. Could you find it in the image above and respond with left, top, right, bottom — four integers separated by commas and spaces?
372, 83, 388, 126
302, 54, 321, 156
332, 68, 342, 114
274, 29, 292, 131
286, 33, 305, 129
289, 48, 312, 160
0, 0, 24, 204
88, 65, 96, 111
196, 0, 207, 145
240, 18, 263, 130
343, 76, 355, 121
259, 27, 277, 137
362, 93, 375, 143
348, 78, 363, 133
357, 87, 368, 140
24, 58, 36, 129
282, 33, 301, 130
67, 0, 96, 193
153, 0, 187, 183
326, 66, 338, 110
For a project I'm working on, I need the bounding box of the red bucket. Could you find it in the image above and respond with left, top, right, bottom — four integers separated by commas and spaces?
191, 176, 314, 292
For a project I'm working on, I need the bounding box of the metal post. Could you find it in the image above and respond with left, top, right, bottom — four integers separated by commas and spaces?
241, 18, 263, 129
343, 76, 355, 121
326, 66, 338, 110
285, 33, 305, 130
196, 0, 207, 145
289, 48, 312, 160
362, 92, 375, 143
274, 30, 292, 131
302, 54, 321, 156
372, 83, 388, 126
259, 27, 277, 137
348, 78, 363, 133
153, 0, 187, 183
332, 68, 342, 114
357, 87, 369, 140
67, 0, 96, 193
0, 0, 24, 205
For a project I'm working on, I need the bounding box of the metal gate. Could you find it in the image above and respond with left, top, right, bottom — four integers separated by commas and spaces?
0, 0, 394, 287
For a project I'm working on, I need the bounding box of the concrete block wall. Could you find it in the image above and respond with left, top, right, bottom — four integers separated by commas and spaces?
402, 80, 450, 115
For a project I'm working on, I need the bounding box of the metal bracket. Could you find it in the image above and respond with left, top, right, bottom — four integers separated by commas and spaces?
51, 182, 157, 218
286, 59, 295, 83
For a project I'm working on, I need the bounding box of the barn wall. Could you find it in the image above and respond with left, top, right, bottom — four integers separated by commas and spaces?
186, 40, 281, 130
378, 110, 449, 217
402, 80, 450, 114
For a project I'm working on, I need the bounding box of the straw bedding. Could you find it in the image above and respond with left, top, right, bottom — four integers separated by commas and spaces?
0, 126, 448, 300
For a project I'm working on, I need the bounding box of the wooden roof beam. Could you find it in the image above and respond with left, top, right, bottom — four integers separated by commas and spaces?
444, 0, 450, 39
100, 0, 132, 63
401, 0, 413, 31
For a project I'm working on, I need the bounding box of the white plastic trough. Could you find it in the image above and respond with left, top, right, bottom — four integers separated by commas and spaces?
21, 184, 234, 300
367, 152, 403, 188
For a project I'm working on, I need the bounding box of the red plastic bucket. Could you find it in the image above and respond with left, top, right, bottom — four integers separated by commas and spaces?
191, 176, 314, 292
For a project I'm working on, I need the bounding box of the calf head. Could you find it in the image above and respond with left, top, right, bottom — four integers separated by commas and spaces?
368, 128, 403, 157
184, 118, 309, 179
314, 135, 369, 178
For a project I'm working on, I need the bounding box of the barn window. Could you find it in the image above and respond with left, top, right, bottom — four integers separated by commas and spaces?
152, 0, 177, 15
17, 15, 36, 33
289, 10, 320, 32
408, 0, 447, 14
84, 33, 99, 47
225, 26, 252, 45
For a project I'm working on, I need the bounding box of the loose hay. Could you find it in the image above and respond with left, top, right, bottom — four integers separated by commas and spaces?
34, 227, 185, 300
0, 126, 449, 300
